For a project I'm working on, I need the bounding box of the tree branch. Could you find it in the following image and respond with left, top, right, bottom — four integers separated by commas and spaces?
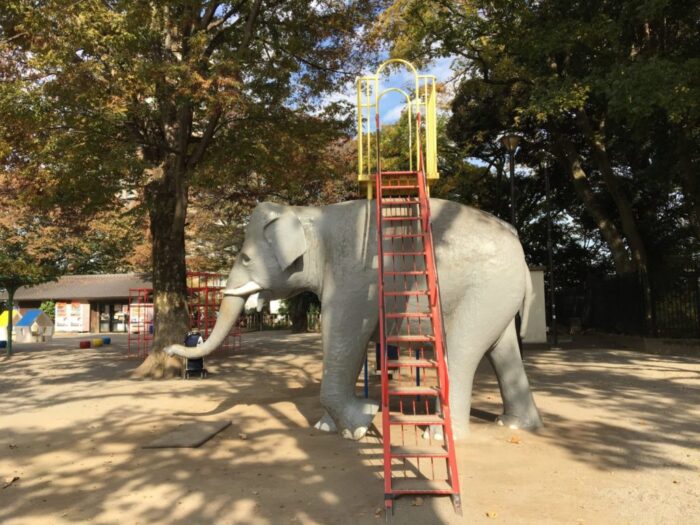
241, 0, 263, 50
187, 107, 222, 170
200, 1, 222, 29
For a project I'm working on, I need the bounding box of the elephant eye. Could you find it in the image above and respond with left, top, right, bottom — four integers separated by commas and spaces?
240, 252, 251, 266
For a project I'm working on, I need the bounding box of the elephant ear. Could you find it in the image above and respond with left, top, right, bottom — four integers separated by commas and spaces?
263, 211, 307, 271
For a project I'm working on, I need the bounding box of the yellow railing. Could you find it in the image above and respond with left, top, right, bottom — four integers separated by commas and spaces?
357, 59, 438, 199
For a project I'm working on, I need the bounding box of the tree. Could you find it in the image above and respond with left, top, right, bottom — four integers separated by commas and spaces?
377, 0, 699, 325
286, 292, 321, 333
0, 197, 60, 356
1, 1, 376, 376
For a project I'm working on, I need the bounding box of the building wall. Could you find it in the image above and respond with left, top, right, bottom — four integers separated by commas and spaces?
522, 269, 547, 344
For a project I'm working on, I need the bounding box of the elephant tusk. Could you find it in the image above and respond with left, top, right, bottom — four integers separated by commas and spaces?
223, 281, 262, 297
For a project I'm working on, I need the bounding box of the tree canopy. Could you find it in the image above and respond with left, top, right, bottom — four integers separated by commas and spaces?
1, 0, 697, 354
1, 0, 375, 374
378, 0, 699, 279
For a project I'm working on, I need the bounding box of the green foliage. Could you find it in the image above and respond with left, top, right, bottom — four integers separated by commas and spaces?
378, 0, 699, 286
40, 301, 56, 321
1, 1, 377, 360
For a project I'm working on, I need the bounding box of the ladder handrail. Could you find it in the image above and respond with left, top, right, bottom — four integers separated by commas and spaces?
374, 113, 393, 500
415, 113, 461, 498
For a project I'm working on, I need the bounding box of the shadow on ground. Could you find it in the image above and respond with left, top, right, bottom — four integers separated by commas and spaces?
1, 332, 698, 524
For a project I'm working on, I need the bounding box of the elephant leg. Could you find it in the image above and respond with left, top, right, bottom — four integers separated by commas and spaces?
439, 298, 508, 440
318, 293, 379, 440
488, 319, 543, 430
445, 332, 483, 441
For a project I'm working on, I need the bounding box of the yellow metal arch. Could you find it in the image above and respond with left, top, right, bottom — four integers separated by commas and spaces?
357, 59, 438, 199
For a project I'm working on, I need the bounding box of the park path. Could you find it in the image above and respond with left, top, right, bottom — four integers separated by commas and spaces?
1, 332, 698, 524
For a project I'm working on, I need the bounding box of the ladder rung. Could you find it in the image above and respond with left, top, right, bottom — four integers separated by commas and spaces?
381, 199, 420, 205
390, 414, 444, 425
384, 270, 428, 275
382, 216, 420, 222
384, 290, 429, 297
386, 358, 437, 368
380, 184, 419, 190
385, 312, 431, 318
383, 234, 426, 239
384, 252, 426, 257
391, 445, 448, 458
391, 479, 455, 494
388, 386, 439, 396
386, 334, 434, 342
380, 170, 419, 175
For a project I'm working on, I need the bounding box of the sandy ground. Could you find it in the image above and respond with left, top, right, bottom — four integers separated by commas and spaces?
1, 331, 699, 525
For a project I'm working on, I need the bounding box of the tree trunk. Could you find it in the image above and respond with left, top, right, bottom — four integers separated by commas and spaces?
289, 293, 311, 333
133, 162, 190, 378
576, 113, 650, 271
575, 111, 653, 328
678, 145, 700, 242
555, 136, 634, 274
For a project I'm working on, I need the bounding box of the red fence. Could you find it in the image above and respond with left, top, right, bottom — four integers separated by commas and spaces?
126, 272, 242, 359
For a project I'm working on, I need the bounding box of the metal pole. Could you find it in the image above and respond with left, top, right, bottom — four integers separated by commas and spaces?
544, 163, 558, 347
364, 351, 369, 399
6, 287, 14, 357
509, 150, 516, 227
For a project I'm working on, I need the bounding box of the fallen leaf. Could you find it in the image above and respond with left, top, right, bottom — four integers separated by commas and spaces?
508, 435, 522, 444
2, 477, 19, 489
238, 433, 248, 440
411, 496, 424, 506
8, 444, 17, 449
486, 511, 498, 518
374, 508, 383, 518
252, 490, 259, 495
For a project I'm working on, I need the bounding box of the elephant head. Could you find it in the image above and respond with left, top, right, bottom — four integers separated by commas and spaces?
165, 202, 310, 359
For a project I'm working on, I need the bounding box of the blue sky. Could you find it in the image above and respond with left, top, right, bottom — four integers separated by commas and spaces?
375, 57, 455, 124
321, 56, 456, 128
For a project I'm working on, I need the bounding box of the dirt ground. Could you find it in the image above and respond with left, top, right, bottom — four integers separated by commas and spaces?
1, 331, 698, 525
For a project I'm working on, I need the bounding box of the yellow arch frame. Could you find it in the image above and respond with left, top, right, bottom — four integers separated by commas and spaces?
357, 59, 438, 199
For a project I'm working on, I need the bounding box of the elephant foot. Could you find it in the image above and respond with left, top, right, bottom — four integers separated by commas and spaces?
337, 398, 379, 441
421, 425, 444, 442
313, 412, 337, 433
496, 413, 543, 431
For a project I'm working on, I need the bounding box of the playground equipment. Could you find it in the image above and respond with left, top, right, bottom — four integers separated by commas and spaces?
14, 309, 54, 343
165, 65, 542, 520
357, 59, 439, 199
357, 59, 460, 513
0, 309, 21, 341
126, 272, 242, 359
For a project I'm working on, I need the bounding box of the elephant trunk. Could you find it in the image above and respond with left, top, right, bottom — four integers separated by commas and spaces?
165, 295, 245, 359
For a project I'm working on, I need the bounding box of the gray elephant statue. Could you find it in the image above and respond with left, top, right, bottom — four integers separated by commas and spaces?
166, 199, 543, 440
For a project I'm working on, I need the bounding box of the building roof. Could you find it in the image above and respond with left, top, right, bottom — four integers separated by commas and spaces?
16, 309, 52, 327
1, 273, 152, 302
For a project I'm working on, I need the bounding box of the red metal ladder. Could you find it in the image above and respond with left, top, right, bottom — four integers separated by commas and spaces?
375, 115, 461, 515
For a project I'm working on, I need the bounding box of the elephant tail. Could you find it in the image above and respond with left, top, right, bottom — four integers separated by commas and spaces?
519, 265, 533, 338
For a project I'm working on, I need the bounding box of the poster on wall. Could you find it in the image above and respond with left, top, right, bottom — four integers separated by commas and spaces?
55, 302, 91, 332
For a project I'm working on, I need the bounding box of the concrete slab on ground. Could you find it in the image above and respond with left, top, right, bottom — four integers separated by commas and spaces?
143, 420, 232, 449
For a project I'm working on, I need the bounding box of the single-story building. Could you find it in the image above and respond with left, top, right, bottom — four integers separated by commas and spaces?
1, 269, 547, 341
1, 274, 151, 333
